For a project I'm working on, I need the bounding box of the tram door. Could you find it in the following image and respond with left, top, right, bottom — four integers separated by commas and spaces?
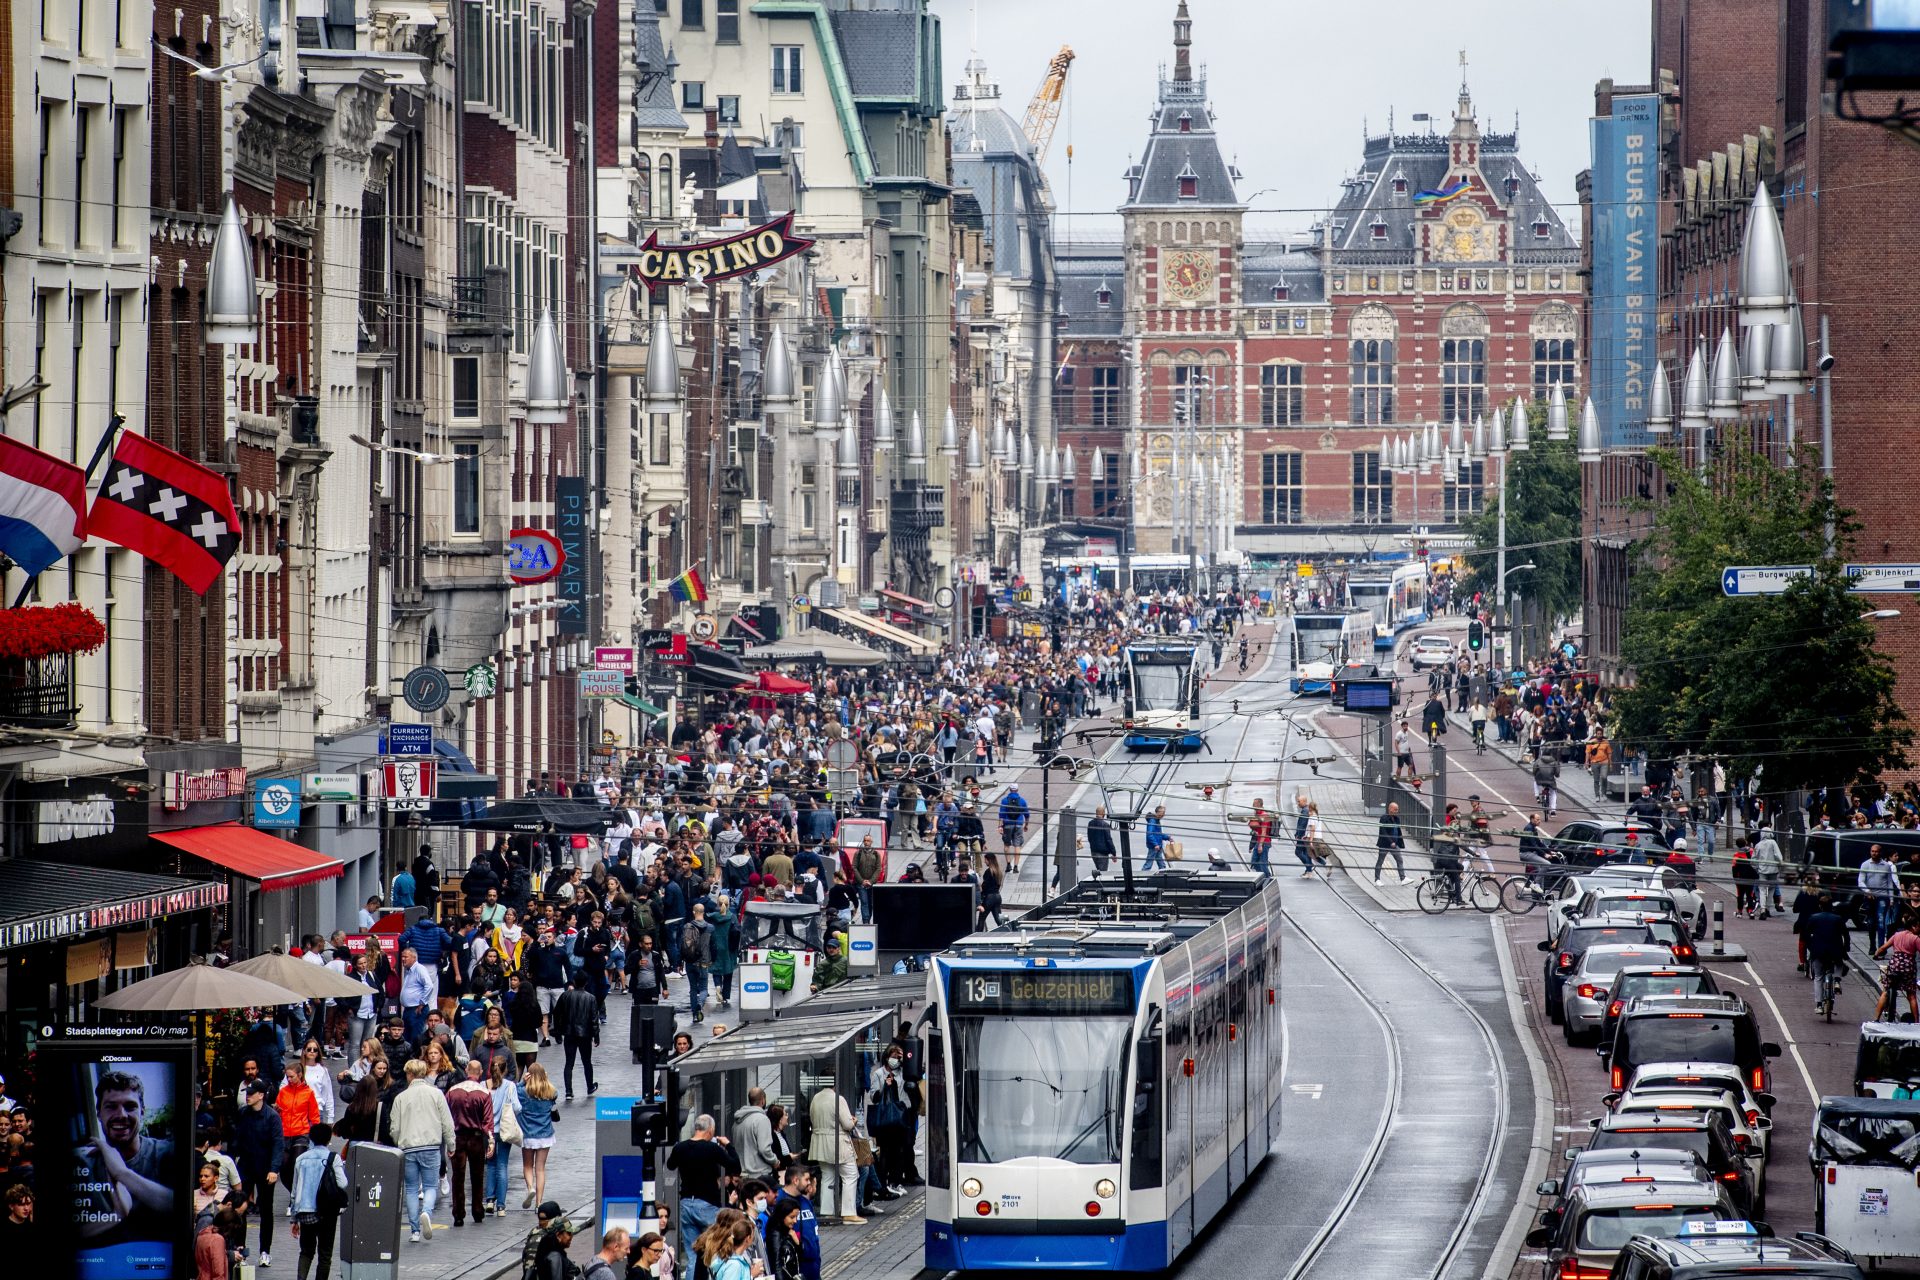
1226, 920, 1249, 1186
1162, 952, 1195, 1253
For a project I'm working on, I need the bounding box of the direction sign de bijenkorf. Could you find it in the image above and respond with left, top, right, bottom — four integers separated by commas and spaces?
1844, 563, 1920, 594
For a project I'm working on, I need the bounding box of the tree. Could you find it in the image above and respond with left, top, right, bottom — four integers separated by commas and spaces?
1609, 447, 1909, 795
1457, 401, 1582, 628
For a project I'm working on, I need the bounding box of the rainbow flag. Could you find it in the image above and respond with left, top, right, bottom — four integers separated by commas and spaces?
1413, 179, 1470, 206
667, 566, 708, 605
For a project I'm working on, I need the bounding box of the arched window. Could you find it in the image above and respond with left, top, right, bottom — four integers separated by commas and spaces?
635, 153, 653, 218
1531, 302, 1578, 399
658, 154, 675, 218
1259, 451, 1303, 525
1348, 304, 1396, 425
1440, 303, 1489, 423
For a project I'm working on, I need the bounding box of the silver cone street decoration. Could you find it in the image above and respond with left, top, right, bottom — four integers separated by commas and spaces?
966, 426, 984, 474
1577, 395, 1601, 462
1471, 415, 1487, 458
1646, 358, 1673, 434
837, 412, 859, 476
1547, 381, 1570, 441
1091, 447, 1106, 482
762, 323, 795, 407
1448, 418, 1464, 456
874, 390, 895, 446
528, 308, 569, 424
1765, 300, 1807, 395
1708, 326, 1740, 422
643, 309, 679, 416
1510, 398, 1531, 452
940, 405, 960, 458
1740, 323, 1772, 402
1679, 341, 1710, 430
206, 198, 259, 345
813, 350, 843, 435
1490, 406, 1508, 456
1738, 182, 1794, 327
1062, 443, 1076, 482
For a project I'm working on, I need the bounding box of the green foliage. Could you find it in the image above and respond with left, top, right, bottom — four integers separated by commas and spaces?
1609, 447, 1910, 793
1458, 402, 1582, 622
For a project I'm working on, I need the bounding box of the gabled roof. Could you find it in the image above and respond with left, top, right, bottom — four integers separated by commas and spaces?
631, 9, 685, 132
1125, 93, 1241, 209
1057, 249, 1126, 338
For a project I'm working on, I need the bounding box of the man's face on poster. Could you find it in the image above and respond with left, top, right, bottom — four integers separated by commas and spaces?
98, 1087, 143, 1153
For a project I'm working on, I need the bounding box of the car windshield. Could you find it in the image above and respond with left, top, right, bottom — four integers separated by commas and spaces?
954, 1015, 1130, 1164
1578, 1207, 1710, 1250
1569, 927, 1650, 957
1617, 976, 1714, 1005
1625, 1016, 1752, 1069
1590, 1128, 1710, 1161
1582, 951, 1669, 980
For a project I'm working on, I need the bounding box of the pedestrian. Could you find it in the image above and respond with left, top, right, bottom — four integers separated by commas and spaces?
731, 1087, 777, 1183
586, 1227, 633, 1280
665, 1114, 740, 1270
515, 1063, 558, 1209
531, 1217, 579, 1280
552, 973, 601, 1100
867, 1043, 915, 1194
1246, 799, 1274, 874
805, 1086, 860, 1226
1750, 828, 1785, 917
445, 1066, 499, 1229
765, 1198, 805, 1280
288, 1122, 347, 1280
1730, 848, 1759, 918
388, 1058, 455, 1244
1859, 844, 1901, 950
1143, 805, 1170, 872
1373, 802, 1407, 885
1392, 721, 1417, 782
1086, 805, 1115, 878
233, 1082, 284, 1266
976, 854, 1006, 931
771, 1165, 821, 1280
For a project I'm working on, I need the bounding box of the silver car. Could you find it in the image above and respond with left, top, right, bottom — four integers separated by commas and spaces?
1562, 943, 1677, 1045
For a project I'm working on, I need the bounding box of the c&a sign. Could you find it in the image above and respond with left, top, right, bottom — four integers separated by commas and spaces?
632, 214, 814, 295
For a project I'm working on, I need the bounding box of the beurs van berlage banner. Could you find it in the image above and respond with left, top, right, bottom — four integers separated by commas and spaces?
1589, 93, 1659, 451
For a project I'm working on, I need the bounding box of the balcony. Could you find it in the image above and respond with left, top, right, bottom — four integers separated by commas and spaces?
0, 653, 78, 728
889, 481, 946, 531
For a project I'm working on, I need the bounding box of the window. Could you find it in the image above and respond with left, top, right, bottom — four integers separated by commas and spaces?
1444, 459, 1486, 519
1053, 366, 1075, 425
452, 443, 482, 535
1393, 176, 1407, 195
1352, 450, 1393, 522
1092, 366, 1122, 427
452, 356, 480, 418
1270, 283, 1289, 301
1349, 339, 1395, 424
1178, 173, 1197, 199
1260, 363, 1304, 426
682, 81, 705, 110
1260, 451, 1303, 524
1534, 338, 1576, 398
681, 0, 703, 27
800, 465, 817, 531
1172, 363, 1209, 424
73, 105, 92, 245
772, 45, 803, 94
1441, 337, 1486, 423
1177, 111, 1192, 133
1505, 176, 1521, 199
1369, 220, 1387, 242
106, 292, 123, 420
717, 95, 741, 126
1095, 285, 1112, 306
1093, 467, 1121, 517
650, 413, 672, 466
38, 104, 55, 247
110, 108, 129, 246
1533, 221, 1551, 239
716, 0, 739, 42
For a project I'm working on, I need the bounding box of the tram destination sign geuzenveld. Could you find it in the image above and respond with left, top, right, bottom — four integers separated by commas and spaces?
1722, 563, 1920, 597
949, 969, 1134, 1015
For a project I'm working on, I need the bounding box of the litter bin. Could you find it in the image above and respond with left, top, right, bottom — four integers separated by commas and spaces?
340, 1142, 404, 1280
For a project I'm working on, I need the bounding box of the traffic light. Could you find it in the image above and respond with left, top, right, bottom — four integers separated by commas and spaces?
1467, 619, 1485, 652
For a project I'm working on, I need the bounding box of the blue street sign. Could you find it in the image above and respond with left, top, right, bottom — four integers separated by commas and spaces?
1845, 563, 1920, 593
1720, 565, 1812, 597
385, 723, 434, 756
253, 780, 302, 829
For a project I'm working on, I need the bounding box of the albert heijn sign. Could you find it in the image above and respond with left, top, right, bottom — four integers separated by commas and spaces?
632, 213, 814, 295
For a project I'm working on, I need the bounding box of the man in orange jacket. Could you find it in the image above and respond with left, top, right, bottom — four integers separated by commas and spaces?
274, 1060, 320, 1192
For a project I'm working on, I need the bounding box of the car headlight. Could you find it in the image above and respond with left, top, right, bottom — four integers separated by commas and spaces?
1094, 1178, 1116, 1199
961, 1178, 982, 1198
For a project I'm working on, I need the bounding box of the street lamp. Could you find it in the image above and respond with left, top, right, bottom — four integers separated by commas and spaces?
1861, 609, 1901, 621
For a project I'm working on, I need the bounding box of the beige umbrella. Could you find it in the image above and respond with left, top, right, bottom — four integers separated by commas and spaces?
95, 959, 310, 1011
228, 950, 372, 1000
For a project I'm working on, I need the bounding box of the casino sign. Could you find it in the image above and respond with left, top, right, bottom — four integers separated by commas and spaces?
633, 214, 814, 294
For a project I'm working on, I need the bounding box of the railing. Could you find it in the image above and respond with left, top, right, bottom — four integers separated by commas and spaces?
0, 652, 78, 727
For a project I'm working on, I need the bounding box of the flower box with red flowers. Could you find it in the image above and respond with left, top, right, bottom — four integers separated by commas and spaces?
0, 603, 106, 727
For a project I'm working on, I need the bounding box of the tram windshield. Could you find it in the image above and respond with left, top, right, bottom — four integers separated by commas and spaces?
1132, 664, 1184, 711
954, 1015, 1131, 1164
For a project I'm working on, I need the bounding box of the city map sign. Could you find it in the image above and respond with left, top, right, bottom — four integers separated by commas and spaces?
632, 214, 814, 295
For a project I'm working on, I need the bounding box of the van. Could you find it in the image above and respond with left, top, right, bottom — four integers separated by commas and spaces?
1805, 827, 1920, 875
1602, 995, 1780, 1097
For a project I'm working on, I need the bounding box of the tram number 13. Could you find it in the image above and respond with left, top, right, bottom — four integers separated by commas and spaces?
961, 977, 1003, 1001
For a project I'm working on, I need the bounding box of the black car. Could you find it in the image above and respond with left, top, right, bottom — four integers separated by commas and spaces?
1540, 916, 1697, 1024
1554, 819, 1672, 869
1580, 1110, 1760, 1218
1602, 994, 1780, 1097
1608, 1221, 1865, 1280
1598, 966, 1720, 1049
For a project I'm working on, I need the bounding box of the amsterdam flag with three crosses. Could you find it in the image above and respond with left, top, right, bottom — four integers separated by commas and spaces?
86, 431, 242, 594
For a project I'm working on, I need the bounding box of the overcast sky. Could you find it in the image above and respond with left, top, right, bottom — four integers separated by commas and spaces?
927, 0, 1653, 244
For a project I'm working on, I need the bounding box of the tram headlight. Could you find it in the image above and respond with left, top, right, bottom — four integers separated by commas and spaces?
960, 1178, 982, 1198
1094, 1179, 1116, 1200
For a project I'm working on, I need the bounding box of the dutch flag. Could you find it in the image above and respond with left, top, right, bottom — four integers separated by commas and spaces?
0, 436, 87, 577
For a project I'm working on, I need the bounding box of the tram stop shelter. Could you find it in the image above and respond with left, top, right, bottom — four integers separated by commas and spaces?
664, 1006, 902, 1218
771, 970, 927, 1022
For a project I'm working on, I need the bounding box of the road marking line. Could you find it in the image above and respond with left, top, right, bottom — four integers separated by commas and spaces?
1742, 960, 1821, 1106
1290, 1083, 1324, 1099
1487, 914, 1560, 1280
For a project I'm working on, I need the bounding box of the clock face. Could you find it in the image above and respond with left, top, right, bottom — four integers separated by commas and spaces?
1163, 250, 1212, 302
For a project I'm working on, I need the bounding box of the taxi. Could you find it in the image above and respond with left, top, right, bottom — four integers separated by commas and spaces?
1606, 1219, 1865, 1280
1526, 1180, 1735, 1280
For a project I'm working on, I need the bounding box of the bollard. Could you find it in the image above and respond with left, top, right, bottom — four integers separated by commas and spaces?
1711, 900, 1725, 956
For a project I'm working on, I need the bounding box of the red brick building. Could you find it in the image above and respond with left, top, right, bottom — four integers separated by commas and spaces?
1056, 4, 1581, 570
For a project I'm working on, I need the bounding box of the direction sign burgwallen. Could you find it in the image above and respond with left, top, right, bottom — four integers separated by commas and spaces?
1721, 565, 1813, 597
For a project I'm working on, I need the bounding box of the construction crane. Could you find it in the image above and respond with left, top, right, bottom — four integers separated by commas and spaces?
1022, 45, 1075, 164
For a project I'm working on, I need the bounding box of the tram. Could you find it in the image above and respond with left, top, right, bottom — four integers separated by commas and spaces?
921, 872, 1284, 1271
1121, 639, 1205, 751
1345, 561, 1429, 651
1287, 610, 1373, 693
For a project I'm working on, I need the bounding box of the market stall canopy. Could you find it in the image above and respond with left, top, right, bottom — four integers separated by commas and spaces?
228, 950, 375, 999
685, 642, 751, 689
756, 671, 811, 695
95, 958, 310, 1011
743, 633, 888, 667
458, 796, 610, 833
818, 605, 937, 656
153, 823, 344, 892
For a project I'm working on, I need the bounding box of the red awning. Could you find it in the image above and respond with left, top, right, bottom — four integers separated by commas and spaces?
879, 588, 935, 611
153, 824, 345, 893
757, 671, 812, 695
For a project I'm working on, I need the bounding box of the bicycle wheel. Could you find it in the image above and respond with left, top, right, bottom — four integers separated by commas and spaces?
1415, 877, 1451, 914
1468, 873, 1503, 913
1500, 876, 1542, 915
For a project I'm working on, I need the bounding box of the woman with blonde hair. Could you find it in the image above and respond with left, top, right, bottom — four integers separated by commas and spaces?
515, 1062, 558, 1208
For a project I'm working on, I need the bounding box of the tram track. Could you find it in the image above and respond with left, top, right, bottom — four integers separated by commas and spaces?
1199, 668, 1514, 1280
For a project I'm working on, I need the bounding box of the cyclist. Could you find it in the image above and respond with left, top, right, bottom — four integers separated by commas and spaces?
1237, 636, 1250, 673
1468, 696, 1489, 753
1803, 893, 1851, 1014
1421, 693, 1447, 747
1429, 828, 1466, 904
1464, 795, 1503, 874
1516, 812, 1567, 887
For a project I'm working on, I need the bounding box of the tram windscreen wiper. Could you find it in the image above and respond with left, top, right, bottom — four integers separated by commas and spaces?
1054, 1107, 1119, 1161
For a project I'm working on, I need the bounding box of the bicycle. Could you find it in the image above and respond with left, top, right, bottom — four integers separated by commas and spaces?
1813, 956, 1843, 1021
1416, 866, 1503, 914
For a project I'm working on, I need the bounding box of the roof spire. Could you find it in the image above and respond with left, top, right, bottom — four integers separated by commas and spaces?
1173, 0, 1192, 83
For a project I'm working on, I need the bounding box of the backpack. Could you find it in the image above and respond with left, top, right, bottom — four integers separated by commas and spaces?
315, 1153, 348, 1215
682, 922, 713, 967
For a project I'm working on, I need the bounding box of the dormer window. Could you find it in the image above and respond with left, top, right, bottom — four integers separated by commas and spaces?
1096, 285, 1113, 306
1178, 176, 1197, 198
1533, 221, 1550, 239
1271, 284, 1289, 301
1506, 176, 1521, 199
1370, 221, 1388, 241
1178, 111, 1192, 133
1392, 177, 1407, 195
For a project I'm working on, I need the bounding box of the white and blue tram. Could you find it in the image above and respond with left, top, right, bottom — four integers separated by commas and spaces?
1286, 610, 1373, 694
1344, 561, 1429, 651
922, 873, 1284, 1271
1121, 639, 1206, 751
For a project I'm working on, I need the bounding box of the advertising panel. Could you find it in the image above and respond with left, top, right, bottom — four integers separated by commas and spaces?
37, 1036, 196, 1279
1589, 93, 1660, 449
555, 478, 589, 635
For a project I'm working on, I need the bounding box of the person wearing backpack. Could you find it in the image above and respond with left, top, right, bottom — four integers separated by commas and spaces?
628, 933, 667, 1006
288, 1123, 348, 1280
681, 904, 716, 1024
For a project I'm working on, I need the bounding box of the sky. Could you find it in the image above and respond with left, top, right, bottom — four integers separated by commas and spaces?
926, 0, 1654, 244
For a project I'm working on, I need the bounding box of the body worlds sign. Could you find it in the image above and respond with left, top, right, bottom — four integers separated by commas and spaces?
633, 214, 814, 294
